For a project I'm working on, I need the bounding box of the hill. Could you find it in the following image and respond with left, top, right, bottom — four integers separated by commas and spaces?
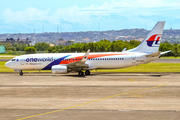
0, 29, 180, 44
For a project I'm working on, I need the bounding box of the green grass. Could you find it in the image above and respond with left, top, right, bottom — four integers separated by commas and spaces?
161, 56, 180, 59
0, 55, 16, 56
93, 63, 180, 72
0, 55, 16, 59
1, 61, 180, 73
0, 62, 14, 72
0, 57, 14, 59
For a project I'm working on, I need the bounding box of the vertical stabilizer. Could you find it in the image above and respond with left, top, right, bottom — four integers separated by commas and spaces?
127, 21, 165, 53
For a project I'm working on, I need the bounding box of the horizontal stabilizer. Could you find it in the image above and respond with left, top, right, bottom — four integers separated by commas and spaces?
146, 51, 161, 57
160, 50, 171, 55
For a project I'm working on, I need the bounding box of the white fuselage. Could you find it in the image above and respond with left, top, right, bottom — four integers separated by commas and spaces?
5, 52, 157, 71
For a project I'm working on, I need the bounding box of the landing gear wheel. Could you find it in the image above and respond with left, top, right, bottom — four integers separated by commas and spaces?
19, 71, 23, 76
78, 71, 84, 76
85, 70, 90, 75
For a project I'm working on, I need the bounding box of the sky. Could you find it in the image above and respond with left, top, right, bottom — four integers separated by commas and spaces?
0, 0, 180, 33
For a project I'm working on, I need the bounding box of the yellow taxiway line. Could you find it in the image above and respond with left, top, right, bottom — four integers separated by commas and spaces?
17, 84, 166, 120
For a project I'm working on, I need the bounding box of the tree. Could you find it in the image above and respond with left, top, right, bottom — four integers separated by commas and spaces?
66, 41, 74, 46
172, 43, 180, 57
48, 46, 56, 53
59, 38, 64, 41
129, 40, 141, 49
24, 47, 36, 54
159, 41, 173, 56
5, 43, 16, 51
34, 42, 50, 51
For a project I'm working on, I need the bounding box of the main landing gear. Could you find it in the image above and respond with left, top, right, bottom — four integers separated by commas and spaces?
78, 71, 84, 76
85, 70, 90, 75
19, 70, 23, 76
78, 70, 90, 76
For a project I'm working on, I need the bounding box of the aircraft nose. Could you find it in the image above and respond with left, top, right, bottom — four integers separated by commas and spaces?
5, 61, 11, 68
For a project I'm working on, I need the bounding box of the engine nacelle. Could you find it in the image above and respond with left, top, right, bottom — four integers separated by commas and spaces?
51, 65, 68, 74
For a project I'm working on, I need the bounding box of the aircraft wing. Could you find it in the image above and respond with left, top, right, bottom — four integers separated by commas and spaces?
67, 49, 90, 68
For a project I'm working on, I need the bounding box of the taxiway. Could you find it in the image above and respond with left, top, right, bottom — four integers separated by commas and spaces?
0, 73, 179, 120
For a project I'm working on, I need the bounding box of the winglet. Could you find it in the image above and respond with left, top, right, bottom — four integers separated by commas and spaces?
122, 48, 126, 52
82, 49, 90, 61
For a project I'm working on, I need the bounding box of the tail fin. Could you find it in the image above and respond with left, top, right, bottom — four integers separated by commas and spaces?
127, 21, 165, 53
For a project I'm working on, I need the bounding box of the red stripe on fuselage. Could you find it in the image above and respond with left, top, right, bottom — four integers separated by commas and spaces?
59, 53, 133, 64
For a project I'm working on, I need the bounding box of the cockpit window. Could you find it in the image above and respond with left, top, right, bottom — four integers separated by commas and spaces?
11, 59, 16, 61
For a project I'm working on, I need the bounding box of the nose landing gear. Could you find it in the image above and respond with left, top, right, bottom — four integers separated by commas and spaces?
19, 70, 23, 76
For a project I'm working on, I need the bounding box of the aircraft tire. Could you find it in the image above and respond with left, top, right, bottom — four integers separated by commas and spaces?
78, 71, 84, 76
85, 70, 90, 75
20, 71, 23, 76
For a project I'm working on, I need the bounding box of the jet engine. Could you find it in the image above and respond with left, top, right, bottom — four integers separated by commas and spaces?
51, 65, 68, 74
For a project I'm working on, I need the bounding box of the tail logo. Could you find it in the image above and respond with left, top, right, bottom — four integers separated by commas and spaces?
146, 34, 162, 47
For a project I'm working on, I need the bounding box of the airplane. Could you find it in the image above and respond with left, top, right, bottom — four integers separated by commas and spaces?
5, 21, 171, 76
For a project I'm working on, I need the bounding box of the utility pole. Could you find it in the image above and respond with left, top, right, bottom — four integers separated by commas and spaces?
42, 24, 44, 33
59, 19, 61, 33
99, 21, 100, 31
60, 24, 61, 33
170, 23, 172, 29
57, 25, 59, 33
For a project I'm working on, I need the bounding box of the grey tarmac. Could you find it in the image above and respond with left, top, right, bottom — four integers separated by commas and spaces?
0, 72, 180, 120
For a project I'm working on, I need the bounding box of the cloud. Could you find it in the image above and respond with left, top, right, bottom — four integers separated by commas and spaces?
3, 0, 180, 24
110, 0, 180, 8
2, 7, 49, 23
1, 0, 180, 33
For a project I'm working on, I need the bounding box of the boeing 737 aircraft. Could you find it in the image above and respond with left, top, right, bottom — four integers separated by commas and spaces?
5, 21, 170, 76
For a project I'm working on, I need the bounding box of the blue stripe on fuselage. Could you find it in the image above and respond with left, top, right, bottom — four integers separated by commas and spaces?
42, 55, 70, 70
